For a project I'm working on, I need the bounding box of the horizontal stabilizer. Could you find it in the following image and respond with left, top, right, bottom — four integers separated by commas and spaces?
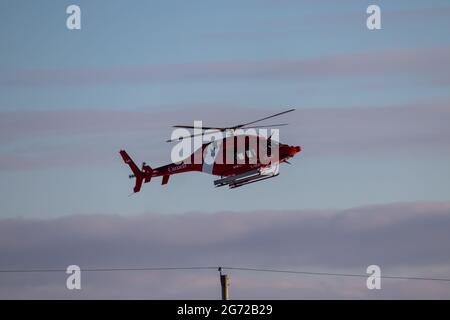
162, 175, 170, 185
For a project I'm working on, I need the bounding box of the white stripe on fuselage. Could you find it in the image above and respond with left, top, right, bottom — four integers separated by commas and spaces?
202, 141, 222, 174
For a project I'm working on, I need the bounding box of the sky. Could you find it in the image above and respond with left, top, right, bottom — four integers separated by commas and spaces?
0, 0, 450, 299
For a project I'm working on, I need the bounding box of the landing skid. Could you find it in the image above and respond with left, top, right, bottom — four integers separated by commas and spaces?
214, 165, 279, 189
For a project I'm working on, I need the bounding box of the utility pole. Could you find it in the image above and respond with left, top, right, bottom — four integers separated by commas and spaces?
218, 267, 229, 300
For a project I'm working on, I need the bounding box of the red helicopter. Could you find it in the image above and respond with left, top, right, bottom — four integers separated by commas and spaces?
120, 109, 301, 192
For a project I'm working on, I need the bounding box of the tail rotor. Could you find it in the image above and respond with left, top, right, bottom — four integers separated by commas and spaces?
119, 150, 152, 193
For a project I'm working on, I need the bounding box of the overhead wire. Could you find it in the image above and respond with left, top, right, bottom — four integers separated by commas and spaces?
1, 266, 450, 283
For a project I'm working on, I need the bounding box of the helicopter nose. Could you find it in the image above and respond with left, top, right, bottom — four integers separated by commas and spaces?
289, 146, 301, 156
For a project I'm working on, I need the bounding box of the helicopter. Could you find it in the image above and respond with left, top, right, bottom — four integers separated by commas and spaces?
120, 108, 301, 192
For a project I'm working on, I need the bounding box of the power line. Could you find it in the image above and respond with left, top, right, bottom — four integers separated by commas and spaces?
1, 266, 450, 283
221, 267, 450, 283
0, 266, 217, 273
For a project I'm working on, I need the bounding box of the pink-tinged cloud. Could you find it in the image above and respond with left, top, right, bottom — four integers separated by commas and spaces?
1, 100, 449, 171
1, 202, 450, 299
0, 110, 169, 140
1, 47, 449, 86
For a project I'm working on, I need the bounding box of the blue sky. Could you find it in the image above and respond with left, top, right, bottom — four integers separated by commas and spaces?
1, 0, 450, 218
1, 0, 450, 299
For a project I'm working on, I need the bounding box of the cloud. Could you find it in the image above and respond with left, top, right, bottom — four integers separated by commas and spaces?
292, 101, 450, 157
1, 202, 450, 298
1, 100, 449, 171
1, 47, 449, 86
0, 110, 167, 140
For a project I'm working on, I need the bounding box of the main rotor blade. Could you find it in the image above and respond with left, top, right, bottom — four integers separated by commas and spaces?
241, 123, 289, 129
172, 108, 294, 132
235, 108, 295, 128
166, 130, 221, 143
173, 125, 226, 130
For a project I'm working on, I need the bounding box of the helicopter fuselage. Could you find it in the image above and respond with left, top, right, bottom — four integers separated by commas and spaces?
151, 135, 301, 178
